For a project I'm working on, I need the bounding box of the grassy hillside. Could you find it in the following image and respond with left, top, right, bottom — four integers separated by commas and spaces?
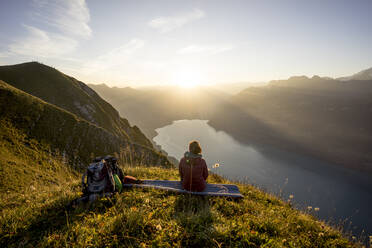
0, 62, 152, 148
0, 162, 356, 247
0, 117, 80, 245
0, 80, 170, 168
0, 65, 363, 247
0, 103, 357, 247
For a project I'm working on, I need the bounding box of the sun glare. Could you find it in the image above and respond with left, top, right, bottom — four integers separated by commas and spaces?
178, 79, 198, 88
172, 69, 204, 88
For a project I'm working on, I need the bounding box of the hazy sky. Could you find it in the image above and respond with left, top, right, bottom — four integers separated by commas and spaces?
0, 0, 371, 87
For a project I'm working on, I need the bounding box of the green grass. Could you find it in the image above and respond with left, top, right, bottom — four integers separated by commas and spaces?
1, 161, 357, 247
0, 118, 81, 247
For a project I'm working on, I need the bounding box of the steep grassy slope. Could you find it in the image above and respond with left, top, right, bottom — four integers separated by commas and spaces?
0, 118, 81, 246
0, 119, 78, 194
0, 80, 170, 168
0, 62, 152, 148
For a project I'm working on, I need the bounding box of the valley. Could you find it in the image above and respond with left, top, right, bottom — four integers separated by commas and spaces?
91, 72, 372, 174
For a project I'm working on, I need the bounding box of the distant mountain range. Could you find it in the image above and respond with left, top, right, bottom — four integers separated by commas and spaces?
209, 75, 372, 173
208, 81, 268, 95
91, 67, 372, 173
1, 61, 370, 172
88, 84, 230, 139
0, 62, 170, 168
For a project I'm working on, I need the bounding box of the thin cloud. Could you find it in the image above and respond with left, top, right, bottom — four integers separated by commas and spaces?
32, 0, 91, 38
177, 44, 234, 55
2, 0, 91, 60
0, 53, 9, 58
148, 9, 205, 33
82, 39, 145, 74
8, 25, 78, 58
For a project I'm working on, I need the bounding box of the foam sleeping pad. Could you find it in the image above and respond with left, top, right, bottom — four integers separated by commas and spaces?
123, 180, 243, 198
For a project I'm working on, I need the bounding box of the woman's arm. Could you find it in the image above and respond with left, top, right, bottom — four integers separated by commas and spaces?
202, 160, 208, 180
179, 158, 184, 181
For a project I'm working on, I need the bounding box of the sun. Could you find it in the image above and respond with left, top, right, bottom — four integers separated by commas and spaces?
171, 69, 204, 88
177, 79, 199, 88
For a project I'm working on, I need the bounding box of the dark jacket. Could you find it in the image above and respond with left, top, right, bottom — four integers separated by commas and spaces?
179, 152, 208, 192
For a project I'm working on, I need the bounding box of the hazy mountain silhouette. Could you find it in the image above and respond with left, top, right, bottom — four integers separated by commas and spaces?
89, 84, 230, 139
338, 67, 372, 81
208, 81, 268, 94
209, 76, 372, 173
91, 69, 372, 174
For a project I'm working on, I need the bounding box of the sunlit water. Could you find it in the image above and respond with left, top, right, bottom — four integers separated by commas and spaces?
153, 119, 372, 237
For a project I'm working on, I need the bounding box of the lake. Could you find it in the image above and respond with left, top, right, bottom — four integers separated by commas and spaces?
153, 119, 372, 237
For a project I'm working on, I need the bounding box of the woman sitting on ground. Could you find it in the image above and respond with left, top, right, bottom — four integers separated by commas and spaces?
179, 140, 209, 192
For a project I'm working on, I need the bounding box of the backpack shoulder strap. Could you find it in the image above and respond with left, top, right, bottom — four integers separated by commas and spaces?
105, 162, 115, 192
82, 170, 87, 187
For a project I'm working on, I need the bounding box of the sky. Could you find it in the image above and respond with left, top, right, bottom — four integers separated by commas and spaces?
0, 0, 371, 87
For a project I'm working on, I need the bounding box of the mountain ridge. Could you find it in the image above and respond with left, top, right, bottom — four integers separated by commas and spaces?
0, 80, 170, 168
0, 62, 173, 168
338, 67, 372, 81
0, 62, 152, 148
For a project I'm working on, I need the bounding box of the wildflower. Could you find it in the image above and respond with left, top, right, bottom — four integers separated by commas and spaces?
314, 207, 320, 211
213, 163, 220, 168
156, 224, 162, 231
318, 232, 324, 237
289, 194, 294, 199
282, 239, 287, 243
307, 206, 312, 210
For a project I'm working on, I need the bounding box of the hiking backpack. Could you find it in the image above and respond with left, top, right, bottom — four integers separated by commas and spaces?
82, 159, 115, 195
